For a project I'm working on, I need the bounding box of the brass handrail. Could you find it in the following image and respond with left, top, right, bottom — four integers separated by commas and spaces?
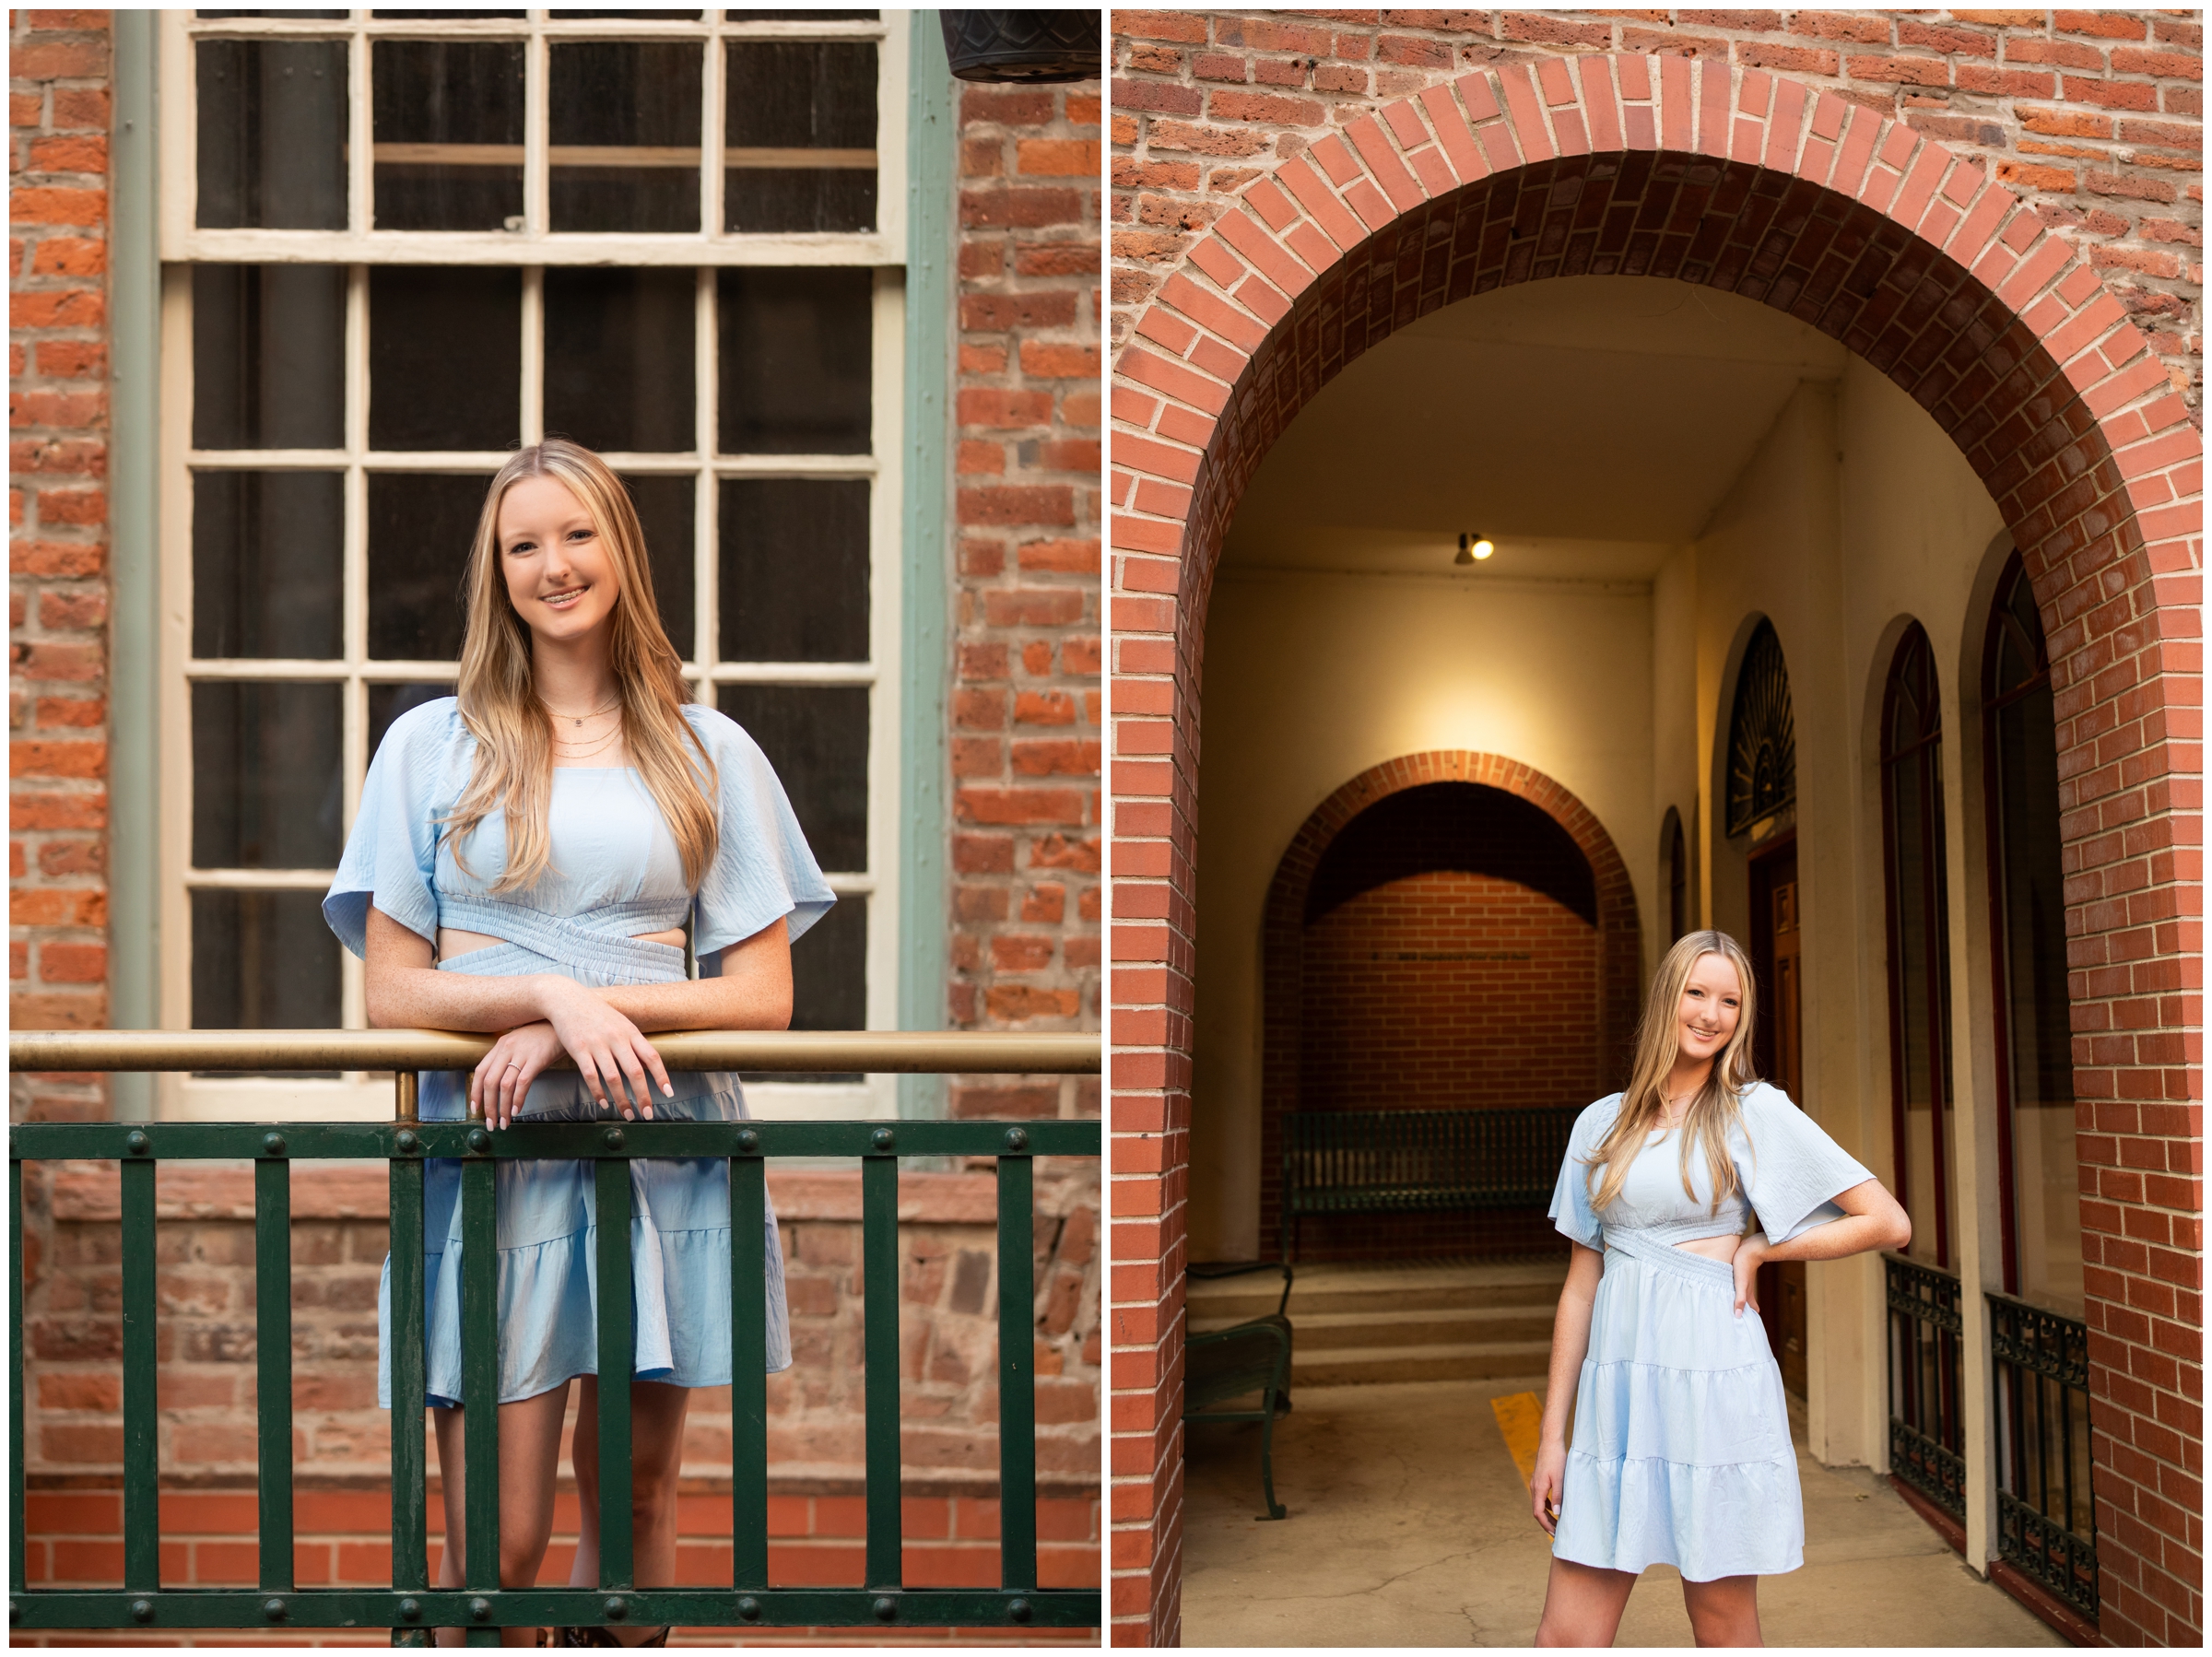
7, 1028, 1100, 1075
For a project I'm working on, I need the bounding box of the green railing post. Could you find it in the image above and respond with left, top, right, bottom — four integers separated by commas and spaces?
862, 1143, 901, 1594
11, 1157, 27, 1596
729, 1149, 769, 1592
121, 1152, 159, 1592
594, 1156, 634, 1592
390, 1076, 429, 1647
256, 1146, 294, 1593
995, 1142, 1037, 1592
460, 1146, 500, 1647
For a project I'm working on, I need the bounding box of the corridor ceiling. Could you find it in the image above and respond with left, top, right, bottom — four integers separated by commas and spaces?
1221, 276, 1851, 582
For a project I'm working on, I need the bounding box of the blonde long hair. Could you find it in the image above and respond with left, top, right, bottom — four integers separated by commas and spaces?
1584, 930, 1761, 1216
441, 441, 717, 893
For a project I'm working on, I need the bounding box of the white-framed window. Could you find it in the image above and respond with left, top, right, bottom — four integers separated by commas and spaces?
154, 9, 907, 1122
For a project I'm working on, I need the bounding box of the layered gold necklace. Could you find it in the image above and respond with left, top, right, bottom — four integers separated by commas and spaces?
544, 695, 624, 763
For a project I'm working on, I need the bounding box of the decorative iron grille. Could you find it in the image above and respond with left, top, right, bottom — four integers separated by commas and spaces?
1725, 618, 1795, 837
1885, 1252, 1965, 1522
8, 1029, 1100, 1640
1989, 1289, 2098, 1623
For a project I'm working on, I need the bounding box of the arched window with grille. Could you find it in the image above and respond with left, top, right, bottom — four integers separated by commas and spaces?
1663, 805, 1688, 942
1983, 556, 2081, 1315
1881, 621, 1956, 1269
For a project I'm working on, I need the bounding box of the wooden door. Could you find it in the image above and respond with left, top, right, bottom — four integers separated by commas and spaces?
1749, 842, 1808, 1398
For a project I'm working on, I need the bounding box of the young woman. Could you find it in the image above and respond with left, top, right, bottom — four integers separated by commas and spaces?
323, 439, 834, 1647
1529, 930, 1912, 1648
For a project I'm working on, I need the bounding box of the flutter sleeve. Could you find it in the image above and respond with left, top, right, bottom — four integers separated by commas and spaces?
688, 707, 837, 958
1739, 1085, 1877, 1245
322, 699, 457, 958
1547, 1096, 1618, 1250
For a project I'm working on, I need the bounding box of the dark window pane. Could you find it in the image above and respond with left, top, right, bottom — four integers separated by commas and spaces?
196, 40, 348, 229
370, 681, 458, 759
742, 892, 864, 1081
194, 471, 344, 659
368, 266, 522, 451
371, 9, 526, 18
549, 41, 703, 232
192, 681, 344, 868
193, 264, 347, 451
544, 267, 696, 452
622, 474, 696, 653
371, 40, 524, 230
724, 41, 876, 232
192, 890, 343, 1036
717, 267, 871, 454
726, 10, 877, 18
200, 11, 351, 17
552, 10, 704, 18
716, 684, 866, 872
719, 478, 867, 662
367, 473, 488, 661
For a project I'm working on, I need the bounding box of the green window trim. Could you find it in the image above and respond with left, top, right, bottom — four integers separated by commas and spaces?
896, 12, 955, 1119
111, 11, 161, 1122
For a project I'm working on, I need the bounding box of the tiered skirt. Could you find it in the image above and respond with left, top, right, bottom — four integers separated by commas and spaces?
1553, 1230, 1803, 1581
375, 927, 791, 1410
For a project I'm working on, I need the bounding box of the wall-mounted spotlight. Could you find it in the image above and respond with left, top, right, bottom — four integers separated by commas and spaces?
1455, 533, 1495, 565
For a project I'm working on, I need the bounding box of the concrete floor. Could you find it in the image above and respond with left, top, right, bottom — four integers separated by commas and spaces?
1182, 1376, 2065, 1647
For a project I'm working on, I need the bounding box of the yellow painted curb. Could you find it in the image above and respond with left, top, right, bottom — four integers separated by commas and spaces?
1491, 1390, 1544, 1487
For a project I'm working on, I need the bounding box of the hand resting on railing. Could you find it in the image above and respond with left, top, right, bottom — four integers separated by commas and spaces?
364, 904, 794, 1129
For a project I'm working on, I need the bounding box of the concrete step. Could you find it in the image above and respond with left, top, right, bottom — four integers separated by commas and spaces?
1189, 1258, 1569, 1322
1187, 1258, 1567, 1387
1191, 1303, 1557, 1350
1292, 1340, 1555, 1387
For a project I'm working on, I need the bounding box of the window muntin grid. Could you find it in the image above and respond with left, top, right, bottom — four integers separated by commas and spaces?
161, 9, 904, 265
157, 9, 905, 1122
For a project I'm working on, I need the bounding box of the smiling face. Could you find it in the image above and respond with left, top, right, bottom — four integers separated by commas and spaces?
497, 473, 619, 645
1676, 950, 1744, 1071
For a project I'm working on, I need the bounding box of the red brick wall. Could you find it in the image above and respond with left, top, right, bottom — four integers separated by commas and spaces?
1105, 7, 2203, 405
950, 75, 1106, 1079
19, 1485, 1098, 1648
8, 7, 113, 1071
1302, 871, 1603, 1113
1292, 870, 1598, 1261
1107, 17, 2200, 1647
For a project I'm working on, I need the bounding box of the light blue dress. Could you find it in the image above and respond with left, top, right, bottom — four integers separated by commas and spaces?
323, 698, 836, 1409
1546, 1083, 1874, 1581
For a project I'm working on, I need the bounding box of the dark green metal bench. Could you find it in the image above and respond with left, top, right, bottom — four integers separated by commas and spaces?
1183, 1297, 1293, 1522
1279, 1106, 1583, 1263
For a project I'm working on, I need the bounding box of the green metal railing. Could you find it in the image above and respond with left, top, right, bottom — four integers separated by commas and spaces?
8, 1029, 1101, 1639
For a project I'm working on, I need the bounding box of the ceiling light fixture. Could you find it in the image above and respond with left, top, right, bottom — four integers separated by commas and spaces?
1456, 533, 1495, 565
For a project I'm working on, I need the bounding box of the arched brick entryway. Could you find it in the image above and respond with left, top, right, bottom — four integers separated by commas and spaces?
1110, 53, 2200, 1648
1258, 752, 1642, 1261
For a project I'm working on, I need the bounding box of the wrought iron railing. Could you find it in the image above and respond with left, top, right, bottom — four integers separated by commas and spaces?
1989, 1288, 2098, 1623
1884, 1252, 1966, 1522
8, 1028, 1100, 1640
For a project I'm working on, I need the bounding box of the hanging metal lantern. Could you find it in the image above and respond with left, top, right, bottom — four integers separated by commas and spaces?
938, 10, 1100, 84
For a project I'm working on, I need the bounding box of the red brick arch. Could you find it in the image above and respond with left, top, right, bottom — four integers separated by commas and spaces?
1109, 50, 2201, 1649
1257, 752, 1642, 1262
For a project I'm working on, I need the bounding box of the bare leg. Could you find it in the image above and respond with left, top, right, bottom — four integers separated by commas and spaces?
1535, 1557, 1638, 1647
1682, 1574, 1762, 1647
571, 1378, 695, 1646
430, 1383, 572, 1648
